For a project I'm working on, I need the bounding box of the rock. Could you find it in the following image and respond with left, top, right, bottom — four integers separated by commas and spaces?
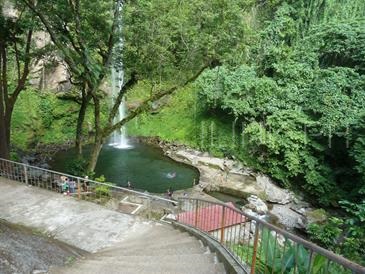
201, 152, 210, 157
241, 208, 266, 221
174, 150, 237, 170
175, 150, 196, 163
305, 209, 327, 225
32, 270, 48, 274
269, 204, 303, 229
3, 2, 17, 19
197, 156, 225, 170
256, 175, 293, 204
243, 195, 268, 215
28, 31, 72, 93
201, 182, 219, 192
295, 216, 307, 229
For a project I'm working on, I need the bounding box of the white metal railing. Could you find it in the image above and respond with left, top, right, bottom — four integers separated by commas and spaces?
2, 157, 364, 273
0, 157, 176, 217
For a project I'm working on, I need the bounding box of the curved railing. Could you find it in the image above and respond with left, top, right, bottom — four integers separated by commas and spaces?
1, 157, 364, 273
175, 198, 365, 274
0, 157, 176, 217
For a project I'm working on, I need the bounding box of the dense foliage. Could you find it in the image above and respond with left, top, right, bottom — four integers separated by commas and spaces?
198, 2, 365, 205
4, 0, 365, 264
195, 0, 365, 263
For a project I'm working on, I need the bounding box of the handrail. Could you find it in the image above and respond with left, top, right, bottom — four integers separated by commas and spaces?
1, 157, 364, 273
176, 197, 365, 274
0, 157, 175, 204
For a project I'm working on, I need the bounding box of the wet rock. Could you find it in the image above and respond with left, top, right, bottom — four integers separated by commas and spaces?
256, 175, 293, 204
270, 204, 303, 229
243, 195, 268, 215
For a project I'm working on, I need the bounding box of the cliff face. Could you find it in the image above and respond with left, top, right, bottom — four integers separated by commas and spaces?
2, 1, 72, 93
29, 31, 72, 93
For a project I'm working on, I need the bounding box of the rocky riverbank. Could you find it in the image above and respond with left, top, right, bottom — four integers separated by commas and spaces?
20, 136, 326, 232
138, 136, 326, 232
15, 140, 75, 169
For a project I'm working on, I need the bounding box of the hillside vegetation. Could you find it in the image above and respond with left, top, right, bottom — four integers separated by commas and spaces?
4, 0, 365, 264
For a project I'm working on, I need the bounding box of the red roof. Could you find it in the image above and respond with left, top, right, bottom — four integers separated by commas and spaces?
177, 202, 245, 232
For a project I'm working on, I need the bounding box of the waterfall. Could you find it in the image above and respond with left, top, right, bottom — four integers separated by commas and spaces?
109, 2, 132, 149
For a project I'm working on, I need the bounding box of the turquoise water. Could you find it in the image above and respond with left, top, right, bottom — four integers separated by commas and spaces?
49, 142, 199, 193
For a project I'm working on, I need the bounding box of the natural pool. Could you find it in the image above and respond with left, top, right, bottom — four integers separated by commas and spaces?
49, 141, 199, 193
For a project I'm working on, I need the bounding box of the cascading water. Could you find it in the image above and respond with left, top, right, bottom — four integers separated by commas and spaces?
109, 2, 132, 149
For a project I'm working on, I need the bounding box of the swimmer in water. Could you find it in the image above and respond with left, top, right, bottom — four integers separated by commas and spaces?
167, 172, 176, 179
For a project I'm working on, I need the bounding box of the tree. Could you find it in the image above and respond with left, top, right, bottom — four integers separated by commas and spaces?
197, 12, 365, 204
0, 1, 35, 159
23, 0, 254, 171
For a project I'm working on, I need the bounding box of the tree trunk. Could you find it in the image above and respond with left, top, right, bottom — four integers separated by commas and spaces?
0, 107, 11, 159
75, 92, 91, 155
0, 118, 10, 159
87, 137, 103, 172
0, 43, 9, 159
87, 95, 103, 172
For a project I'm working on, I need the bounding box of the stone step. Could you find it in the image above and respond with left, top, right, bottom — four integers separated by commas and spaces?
50, 259, 226, 274
107, 235, 198, 251
82, 253, 216, 265
100, 231, 194, 251
99, 242, 208, 258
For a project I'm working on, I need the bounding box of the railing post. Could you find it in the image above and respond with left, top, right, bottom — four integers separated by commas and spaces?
220, 206, 225, 243
147, 198, 152, 219
177, 199, 182, 222
250, 222, 260, 274
23, 164, 28, 185
194, 200, 199, 227
77, 178, 81, 199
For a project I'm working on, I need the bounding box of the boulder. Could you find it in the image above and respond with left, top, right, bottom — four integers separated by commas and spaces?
269, 204, 304, 229
175, 150, 196, 163
197, 156, 225, 170
243, 195, 268, 215
256, 175, 293, 204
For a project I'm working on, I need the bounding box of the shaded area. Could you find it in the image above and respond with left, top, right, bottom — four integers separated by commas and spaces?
0, 219, 85, 274
50, 141, 199, 193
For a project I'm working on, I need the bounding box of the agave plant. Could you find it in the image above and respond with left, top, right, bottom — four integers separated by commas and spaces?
233, 227, 350, 274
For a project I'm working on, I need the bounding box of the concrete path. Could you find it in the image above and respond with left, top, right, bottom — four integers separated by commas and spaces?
0, 178, 226, 274
0, 178, 151, 252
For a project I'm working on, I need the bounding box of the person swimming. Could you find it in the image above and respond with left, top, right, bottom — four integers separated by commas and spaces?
166, 172, 176, 179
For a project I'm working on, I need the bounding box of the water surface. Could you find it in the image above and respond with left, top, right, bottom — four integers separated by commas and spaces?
50, 141, 199, 193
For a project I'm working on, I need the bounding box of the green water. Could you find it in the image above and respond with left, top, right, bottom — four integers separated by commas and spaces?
50, 142, 199, 193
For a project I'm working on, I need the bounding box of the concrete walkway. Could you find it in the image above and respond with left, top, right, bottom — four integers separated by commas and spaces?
0, 178, 226, 274
0, 178, 152, 253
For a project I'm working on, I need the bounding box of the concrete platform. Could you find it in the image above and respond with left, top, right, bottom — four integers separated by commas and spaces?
0, 178, 152, 252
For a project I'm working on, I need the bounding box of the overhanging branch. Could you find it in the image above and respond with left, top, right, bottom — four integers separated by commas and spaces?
103, 64, 209, 138
108, 72, 138, 124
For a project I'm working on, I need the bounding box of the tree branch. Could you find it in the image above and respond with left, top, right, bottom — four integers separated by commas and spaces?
21, 0, 79, 71
10, 29, 33, 105
108, 72, 137, 124
103, 65, 209, 137
13, 40, 21, 81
